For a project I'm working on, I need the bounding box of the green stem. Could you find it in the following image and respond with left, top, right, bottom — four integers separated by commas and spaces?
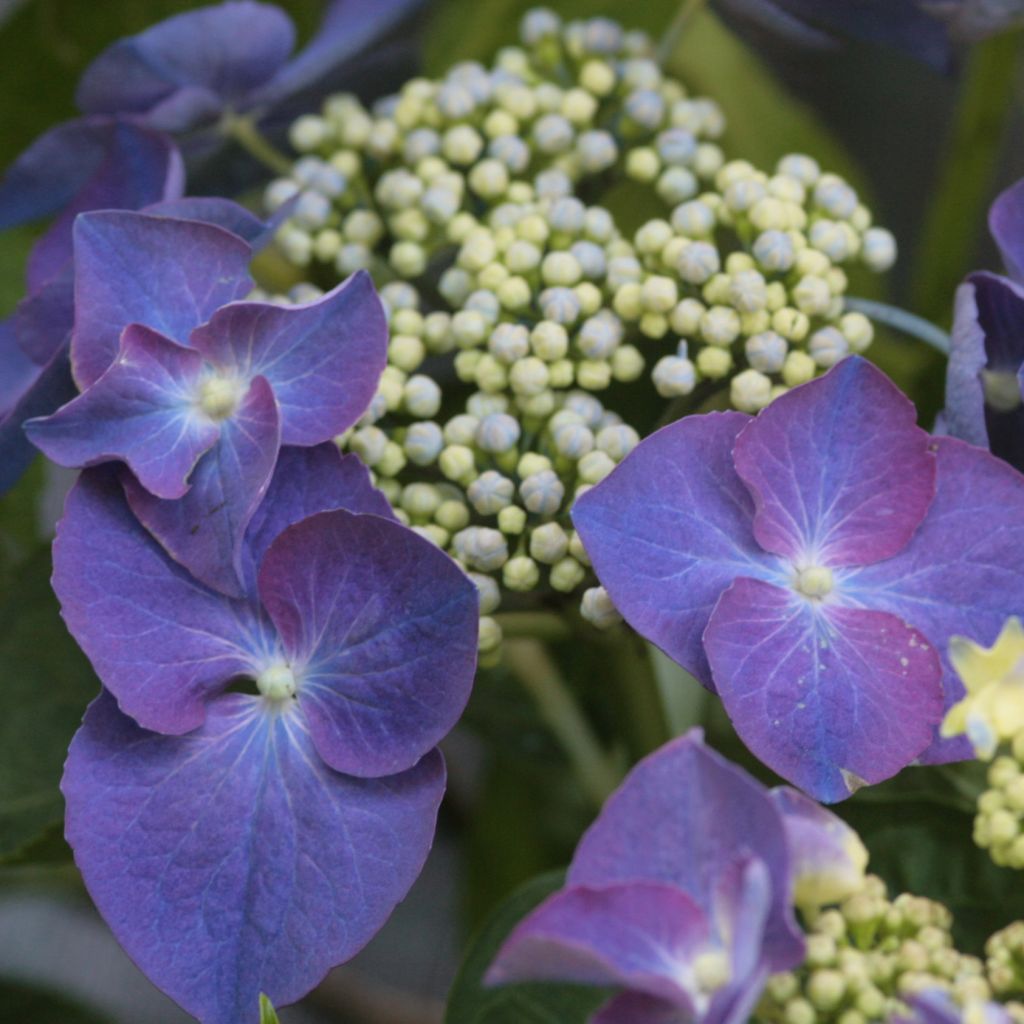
221, 113, 295, 177
657, 0, 708, 68
910, 31, 1022, 322
600, 630, 671, 759
843, 296, 951, 355
494, 610, 572, 641
504, 637, 621, 808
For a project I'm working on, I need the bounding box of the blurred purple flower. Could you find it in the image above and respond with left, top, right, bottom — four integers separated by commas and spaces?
574, 357, 1024, 802
56, 445, 479, 1024
946, 178, 1024, 471
716, 0, 1024, 71
26, 210, 386, 596
485, 731, 813, 1024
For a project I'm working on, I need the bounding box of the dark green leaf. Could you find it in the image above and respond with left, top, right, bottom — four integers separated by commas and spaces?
0, 551, 99, 862
445, 870, 611, 1024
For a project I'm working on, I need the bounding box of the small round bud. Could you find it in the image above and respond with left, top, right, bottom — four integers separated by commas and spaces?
793, 275, 833, 317
626, 147, 661, 183
809, 326, 849, 368
478, 616, 503, 654
642, 275, 679, 314
476, 413, 521, 453
814, 175, 858, 219
503, 555, 540, 592
577, 450, 616, 484
403, 375, 442, 418
862, 228, 897, 273
652, 356, 697, 397
550, 557, 586, 592
701, 306, 742, 346
531, 321, 570, 361
553, 421, 595, 459
497, 505, 527, 535
782, 350, 816, 386
697, 346, 733, 379
731, 368, 773, 412
436, 499, 470, 534
581, 586, 621, 629
596, 424, 639, 460
677, 241, 721, 284
455, 527, 509, 572
376, 441, 406, 478
530, 522, 570, 564
404, 421, 444, 465
840, 312, 874, 353
468, 470, 516, 515
439, 444, 477, 484
611, 345, 645, 382
745, 331, 788, 374
401, 482, 442, 521
520, 470, 565, 515
576, 360, 612, 391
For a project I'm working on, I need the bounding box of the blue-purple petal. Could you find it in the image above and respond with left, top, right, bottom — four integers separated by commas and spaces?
125, 374, 280, 598
572, 412, 778, 689
258, 509, 478, 777
991, 177, 1024, 284
189, 271, 387, 446
63, 690, 446, 1024
145, 196, 286, 250
52, 468, 269, 734
845, 437, 1024, 763
26, 324, 218, 499
71, 210, 253, 388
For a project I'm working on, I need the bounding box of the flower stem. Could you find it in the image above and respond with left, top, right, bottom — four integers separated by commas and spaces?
495, 610, 573, 641
843, 296, 951, 355
657, 0, 708, 68
504, 637, 621, 808
221, 113, 295, 177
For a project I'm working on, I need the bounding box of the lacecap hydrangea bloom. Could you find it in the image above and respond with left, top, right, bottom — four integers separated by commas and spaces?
55, 446, 479, 1024
26, 210, 385, 597
574, 356, 1024, 802
947, 178, 1024, 473
485, 729, 871, 1024
261, 8, 897, 648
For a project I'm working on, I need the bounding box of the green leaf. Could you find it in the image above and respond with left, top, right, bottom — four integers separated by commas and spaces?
445, 870, 611, 1024
259, 994, 281, 1024
0, 551, 99, 862
0, 980, 110, 1023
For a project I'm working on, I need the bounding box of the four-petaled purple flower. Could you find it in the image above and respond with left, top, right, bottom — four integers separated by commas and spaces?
946, 177, 1024, 472
26, 209, 386, 597
574, 357, 1024, 802
56, 445, 479, 1024
486, 730, 865, 1024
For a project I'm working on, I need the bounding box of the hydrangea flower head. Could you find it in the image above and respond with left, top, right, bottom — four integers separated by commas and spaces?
26, 209, 386, 596
56, 446, 479, 1023
942, 618, 1024, 759
947, 178, 1024, 472
574, 357, 1024, 801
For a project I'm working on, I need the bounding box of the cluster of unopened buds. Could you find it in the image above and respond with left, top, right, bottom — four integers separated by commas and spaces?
974, 742, 1024, 869
757, 876, 992, 1024
258, 7, 897, 652
987, 921, 1024, 1015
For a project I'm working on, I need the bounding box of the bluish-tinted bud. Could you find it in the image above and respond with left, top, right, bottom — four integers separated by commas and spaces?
469, 572, 501, 615
465, 289, 503, 323
652, 355, 697, 397
444, 413, 480, 445
753, 229, 796, 273
553, 421, 595, 459
265, 178, 300, 211
380, 281, 420, 312
477, 412, 522, 452
490, 132, 531, 173
656, 128, 698, 166
454, 526, 509, 571
563, 391, 604, 426
520, 469, 565, 515
582, 16, 623, 53
404, 128, 441, 163
404, 421, 444, 465
577, 312, 622, 358
403, 375, 442, 418
449, 61, 494, 103
539, 287, 582, 324
657, 166, 698, 204
521, 6, 561, 45
676, 241, 720, 284
745, 331, 788, 374
809, 326, 849, 368
596, 423, 639, 460
535, 168, 573, 200
467, 392, 509, 418
607, 255, 643, 290
437, 82, 477, 120
293, 191, 332, 230
468, 470, 516, 514
671, 200, 715, 236
813, 176, 858, 219
534, 114, 575, 154
489, 322, 531, 363
580, 585, 621, 628
576, 130, 618, 173
548, 197, 587, 234
422, 185, 461, 224
584, 206, 615, 242
569, 240, 607, 279
625, 89, 666, 130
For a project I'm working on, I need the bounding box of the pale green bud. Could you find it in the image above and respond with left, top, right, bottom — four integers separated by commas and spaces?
350, 425, 388, 465
454, 526, 508, 572
745, 331, 788, 374
290, 114, 330, 152
731, 369, 773, 412
810, 219, 853, 263
773, 307, 810, 342
578, 450, 616, 484
581, 586, 621, 629
576, 360, 612, 391
611, 345, 644, 382
793, 275, 833, 316
443, 125, 485, 165
401, 482, 442, 521
475, 355, 509, 393
642, 275, 679, 314
376, 441, 406, 478
498, 505, 527, 534
550, 557, 586, 593
518, 452, 553, 477
503, 555, 540, 591
531, 321, 570, 361
782, 350, 816, 386
541, 252, 583, 287
677, 241, 721, 284
729, 269, 768, 313
635, 219, 674, 255
509, 357, 551, 396
403, 375, 442, 418
404, 422, 444, 465
389, 335, 426, 372
809, 327, 849, 368
862, 228, 897, 273
440, 444, 477, 484
468, 158, 510, 199
697, 346, 733, 379
701, 306, 742, 346
530, 522, 570, 564
504, 239, 543, 274
626, 147, 661, 183
497, 277, 532, 311
436, 499, 471, 534
840, 312, 874, 353
478, 615, 503, 653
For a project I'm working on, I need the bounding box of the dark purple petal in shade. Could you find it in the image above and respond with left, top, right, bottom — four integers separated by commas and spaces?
705, 577, 943, 802
52, 469, 268, 735
145, 196, 288, 250
845, 437, 1024, 764
14, 270, 75, 366
990, 177, 1024, 284
252, 0, 425, 107
76, 2, 295, 127
770, 787, 867, 906
0, 318, 38, 418
946, 273, 1024, 472
258, 510, 479, 777
26, 325, 218, 499
240, 445, 394, 595
485, 882, 709, 1009
732, 357, 936, 568
126, 375, 280, 598
189, 271, 387, 446
71, 210, 253, 388
568, 732, 803, 971
0, 343, 76, 495
572, 412, 778, 688
63, 691, 446, 1024
591, 993, 690, 1024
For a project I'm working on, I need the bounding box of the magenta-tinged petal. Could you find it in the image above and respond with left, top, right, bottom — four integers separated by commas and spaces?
63, 691, 445, 1024
52, 469, 268, 735
770, 788, 867, 905
126, 375, 280, 598
76, 3, 295, 124
572, 412, 778, 688
592, 993, 690, 1024
568, 731, 802, 971
733, 358, 936, 567
26, 325, 218, 499
240, 445, 393, 595
705, 577, 944, 802
991, 177, 1024, 284
486, 882, 708, 1010
845, 437, 1024, 764
71, 210, 253, 388
189, 272, 387, 445
258, 510, 478, 777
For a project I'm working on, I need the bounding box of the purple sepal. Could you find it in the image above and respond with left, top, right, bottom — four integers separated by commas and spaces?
732, 357, 936, 567
145, 196, 284, 251
125, 375, 280, 598
846, 437, 1024, 764
991, 178, 1024, 284
52, 468, 268, 734
26, 324, 217, 499
189, 271, 387, 445
572, 412, 777, 688
705, 577, 943, 802
259, 510, 479, 777
568, 731, 803, 970
71, 210, 253, 388
63, 690, 446, 1024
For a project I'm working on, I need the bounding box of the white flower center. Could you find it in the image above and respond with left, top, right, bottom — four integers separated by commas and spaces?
794, 565, 834, 600
256, 663, 297, 701
197, 374, 246, 420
